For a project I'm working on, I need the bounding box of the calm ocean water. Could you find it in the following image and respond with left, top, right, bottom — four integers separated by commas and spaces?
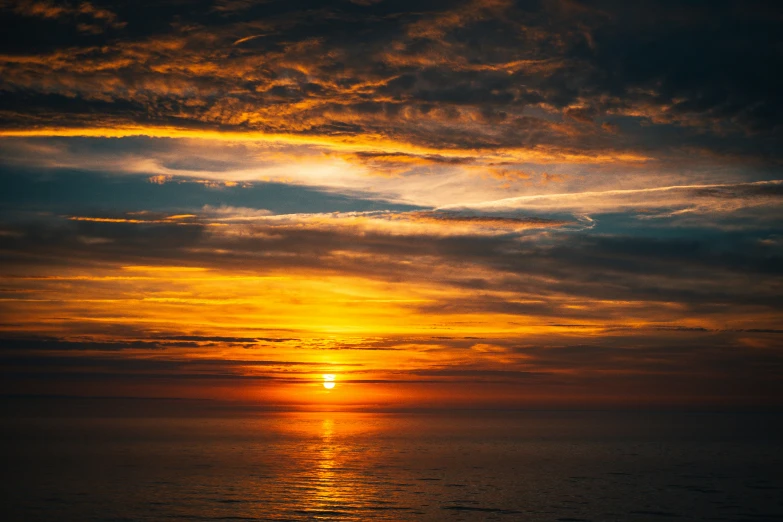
2, 406, 782, 521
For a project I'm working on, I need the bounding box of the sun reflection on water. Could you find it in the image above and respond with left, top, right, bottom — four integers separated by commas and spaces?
310, 416, 346, 515
262, 412, 402, 520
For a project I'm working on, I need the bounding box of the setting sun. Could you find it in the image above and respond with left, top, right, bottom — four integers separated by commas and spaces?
322, 374, 336, 390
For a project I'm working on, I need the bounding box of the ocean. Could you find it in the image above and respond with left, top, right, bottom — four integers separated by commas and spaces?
2, 405, 782, 521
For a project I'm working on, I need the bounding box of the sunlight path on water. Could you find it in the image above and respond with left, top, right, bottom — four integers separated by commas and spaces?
2, 411, 782, 521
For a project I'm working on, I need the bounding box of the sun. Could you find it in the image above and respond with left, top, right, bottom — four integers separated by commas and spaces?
322, 374, 336, 390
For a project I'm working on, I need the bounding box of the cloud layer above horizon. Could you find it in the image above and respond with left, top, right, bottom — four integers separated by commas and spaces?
1, 0, 781, 408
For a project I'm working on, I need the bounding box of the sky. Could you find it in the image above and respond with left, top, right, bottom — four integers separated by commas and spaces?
0, 0, 781, 409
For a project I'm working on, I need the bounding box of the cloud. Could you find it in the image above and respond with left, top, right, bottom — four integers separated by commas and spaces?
2, 0, 125, 33
1, 205, 780, 332
4, 136, 774, 215
444, 180, 783, 219
2, 327, 781, 405
0, 0, 778, 164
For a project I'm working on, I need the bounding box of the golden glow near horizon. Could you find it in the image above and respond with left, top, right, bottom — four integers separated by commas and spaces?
0, 232, 780, 408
